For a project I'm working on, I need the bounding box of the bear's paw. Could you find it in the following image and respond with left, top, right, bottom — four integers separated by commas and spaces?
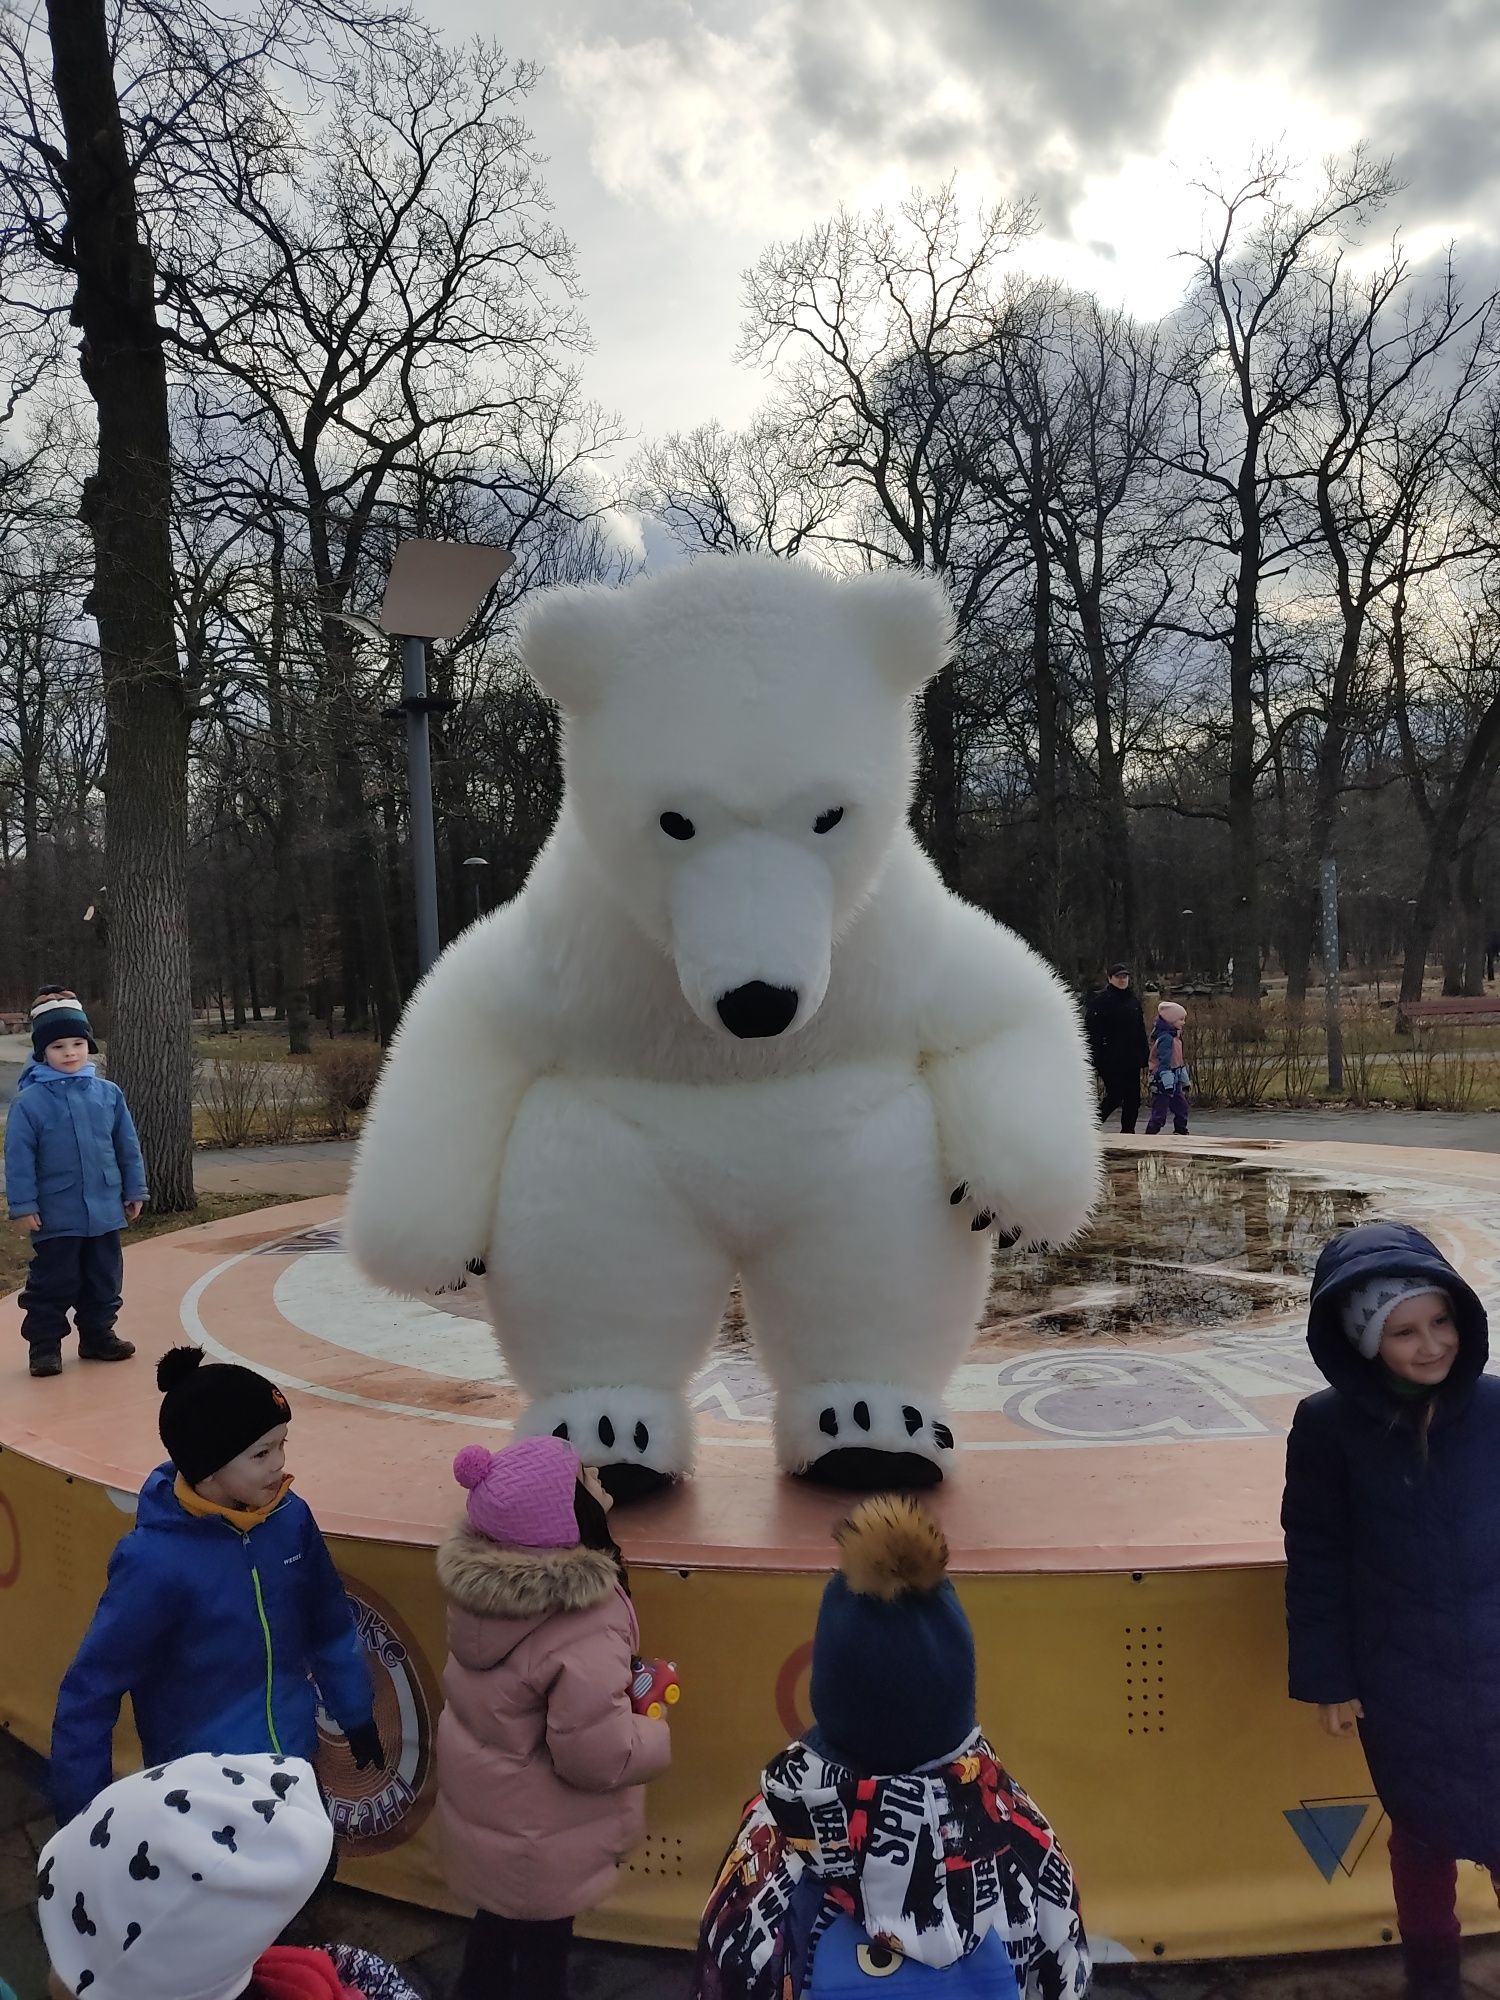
516, 1384, 694, 1503
777, 1382, 956, 1492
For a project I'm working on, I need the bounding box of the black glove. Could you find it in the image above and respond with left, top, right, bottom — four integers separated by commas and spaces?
346, 1720, 384, 1772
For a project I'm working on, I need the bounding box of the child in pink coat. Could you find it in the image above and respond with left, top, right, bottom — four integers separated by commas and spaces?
436, 1435, 672, 2000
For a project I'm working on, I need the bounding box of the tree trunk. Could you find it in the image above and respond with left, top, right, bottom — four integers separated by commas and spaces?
1075, 586, 1135, 962
1400, 701, 1500, 1001
1227, 455, 1263, 1002
323, 624, 402, 1040
1027, 484, 1061, 961
48, 0, 195, 1210
920, 667, 962, 890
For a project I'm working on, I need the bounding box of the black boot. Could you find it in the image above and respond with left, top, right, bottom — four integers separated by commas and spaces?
29, 1347, 62, 1378
1403, 1940, 1463, 2000
78, 1332, 136, 1362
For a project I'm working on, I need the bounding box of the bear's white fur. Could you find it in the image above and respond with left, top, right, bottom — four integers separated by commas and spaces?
346, 557, 1100, 1485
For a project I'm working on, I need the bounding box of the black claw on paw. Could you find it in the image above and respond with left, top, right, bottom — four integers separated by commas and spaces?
950, 1183, 968, 1205
972, 1210, 994, 1231
852, 1400, 871, 1431
465, 1257, 487, 1278
903, 1405, 923, 1436
796, 1448, 944, 1493
932, 1422, 956, 1450
598, 1415, 616, 1449
596, 1462, 675, 1505
633, 1421, 649, 1452
995, 1226, 1022, 1248
552, 1422, 570, 1441
818, 1406, 839, 1438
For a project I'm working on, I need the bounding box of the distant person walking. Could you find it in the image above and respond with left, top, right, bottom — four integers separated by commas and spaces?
1084, 963, 1148, 1135
1145, 1000, 1190, 1137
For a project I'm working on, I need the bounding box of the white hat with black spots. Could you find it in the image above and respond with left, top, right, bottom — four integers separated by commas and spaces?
1340, 1278, 1451, 1361
37, 1752, 331, 2000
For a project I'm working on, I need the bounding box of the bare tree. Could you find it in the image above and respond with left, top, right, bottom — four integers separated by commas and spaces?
736, 184, 1034, 885
1164, 149, 1404, 999
160, 32, 608, 1037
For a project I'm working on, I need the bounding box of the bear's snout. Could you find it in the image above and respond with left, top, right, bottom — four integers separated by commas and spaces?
716, 982, 800, 1039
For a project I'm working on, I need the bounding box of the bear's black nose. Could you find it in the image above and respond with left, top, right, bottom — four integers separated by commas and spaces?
716, 982, 799, 1038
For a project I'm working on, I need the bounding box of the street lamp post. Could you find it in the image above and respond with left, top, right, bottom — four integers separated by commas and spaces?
462, 854, 489, 925
375, 539, 513, 978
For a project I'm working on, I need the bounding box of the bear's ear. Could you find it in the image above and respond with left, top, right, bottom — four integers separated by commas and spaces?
844, 568, 953, 696
520, 583, 617, 714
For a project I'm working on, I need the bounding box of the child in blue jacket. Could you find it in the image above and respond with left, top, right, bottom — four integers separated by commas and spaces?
49, 1346, 382, 1826
5, 993, 146, 1377
1283, 1221, 1500, 2000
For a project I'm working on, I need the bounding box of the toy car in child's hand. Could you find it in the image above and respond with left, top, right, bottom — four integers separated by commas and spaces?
629, 1656, 681, 1719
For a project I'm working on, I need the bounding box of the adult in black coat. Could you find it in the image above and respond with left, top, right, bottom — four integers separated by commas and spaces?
1283, 1220, 1500, 1999
1083, 964, 1148, 1133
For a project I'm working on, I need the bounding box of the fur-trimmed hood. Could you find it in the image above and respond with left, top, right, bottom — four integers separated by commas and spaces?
437, 1526, 620, 1669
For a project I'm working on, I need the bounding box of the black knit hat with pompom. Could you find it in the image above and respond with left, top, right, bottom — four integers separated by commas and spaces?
157, 1345, 292, 1485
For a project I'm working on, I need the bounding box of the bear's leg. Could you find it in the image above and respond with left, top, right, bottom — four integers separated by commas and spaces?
488, 1079, 733, 1501
740, 1079, 992, 1490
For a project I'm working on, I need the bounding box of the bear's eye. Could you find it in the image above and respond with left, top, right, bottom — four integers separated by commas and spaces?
813, 807, 844, 835
659, 812, 696, 842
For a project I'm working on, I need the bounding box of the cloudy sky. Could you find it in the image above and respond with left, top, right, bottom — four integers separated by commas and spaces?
433, 0, 1499, 446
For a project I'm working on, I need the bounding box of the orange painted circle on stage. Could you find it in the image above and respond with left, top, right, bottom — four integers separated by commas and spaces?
0, 1489, 18, 1589
775, 1640, 814, 1739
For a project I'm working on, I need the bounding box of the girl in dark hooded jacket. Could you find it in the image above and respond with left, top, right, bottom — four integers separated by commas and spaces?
1282, 1220, 1500, 2000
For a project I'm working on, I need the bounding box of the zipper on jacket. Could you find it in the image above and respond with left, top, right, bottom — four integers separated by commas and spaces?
241, 1531, 283, 1756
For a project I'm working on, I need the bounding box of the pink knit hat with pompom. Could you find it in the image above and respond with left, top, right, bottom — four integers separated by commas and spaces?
453, 1434, 583, 1549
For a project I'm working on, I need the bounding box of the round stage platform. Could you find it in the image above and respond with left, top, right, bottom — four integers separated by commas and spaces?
5, 1135, 1500, 1964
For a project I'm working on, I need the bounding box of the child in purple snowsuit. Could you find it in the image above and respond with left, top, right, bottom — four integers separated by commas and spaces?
1145, 1000, 1190, 1136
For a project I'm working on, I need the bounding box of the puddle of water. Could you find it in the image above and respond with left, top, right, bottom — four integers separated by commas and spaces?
984, 1153, 1373, 1342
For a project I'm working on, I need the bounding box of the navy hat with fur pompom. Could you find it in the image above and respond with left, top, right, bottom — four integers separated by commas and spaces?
806, 1495, 976, 1776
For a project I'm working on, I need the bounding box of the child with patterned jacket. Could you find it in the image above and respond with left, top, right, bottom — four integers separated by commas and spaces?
38, 1752, 421, 2000
6, 992, 146, 1377
692, 1496, 1090, 2000
435, 1434, 672, 2000
1144, 999, 1189, 1137
49, 1349, 380, 1828
1283, 1222, 1500, 2000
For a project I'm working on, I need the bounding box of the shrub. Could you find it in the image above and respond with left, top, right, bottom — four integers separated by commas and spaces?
1187, 1000, 1280, 1107
1392, 1028, 1440, 1110
311, 1041, 384, 1136
1340, 1002, 1386, 1105
1277, 1002, 1320, 1107
201, 1057, 267, 1148
260, 1062, 313, 1143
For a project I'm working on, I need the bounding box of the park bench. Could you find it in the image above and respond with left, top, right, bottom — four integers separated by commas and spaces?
1396, 995, 1500, 1033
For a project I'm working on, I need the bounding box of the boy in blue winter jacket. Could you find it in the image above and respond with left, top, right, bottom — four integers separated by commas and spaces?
49, 1345, 382, 1826
5, 993, 146, 1377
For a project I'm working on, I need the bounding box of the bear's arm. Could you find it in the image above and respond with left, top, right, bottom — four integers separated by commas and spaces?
343, 912, 547, 1296
916, 894, 1101, 1247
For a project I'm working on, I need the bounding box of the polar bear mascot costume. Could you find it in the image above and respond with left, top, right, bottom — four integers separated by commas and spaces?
346, 556, 1100, 1498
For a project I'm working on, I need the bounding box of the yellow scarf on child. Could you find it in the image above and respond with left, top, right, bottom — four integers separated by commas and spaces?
173, 1473, 293, 1533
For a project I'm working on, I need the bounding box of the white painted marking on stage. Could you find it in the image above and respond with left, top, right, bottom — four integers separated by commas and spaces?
179, 1244, 516, 1432
274, 1254, 510, 1383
